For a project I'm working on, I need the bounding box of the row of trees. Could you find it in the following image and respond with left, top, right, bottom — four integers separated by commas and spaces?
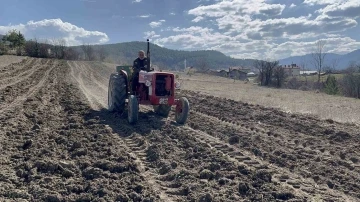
0, 29, 109, 62
254, 60, 286, 88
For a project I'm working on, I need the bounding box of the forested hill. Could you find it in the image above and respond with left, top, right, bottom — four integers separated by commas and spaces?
83, 41, 256, 70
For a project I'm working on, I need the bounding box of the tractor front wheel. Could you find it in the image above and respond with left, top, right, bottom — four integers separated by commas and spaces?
153, 105, 171, 117
175, 97, 189, 124
128, 95, 139, 124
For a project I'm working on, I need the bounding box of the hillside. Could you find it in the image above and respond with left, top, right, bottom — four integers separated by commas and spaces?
279, 49, 360, 70
74, 41, 257, 70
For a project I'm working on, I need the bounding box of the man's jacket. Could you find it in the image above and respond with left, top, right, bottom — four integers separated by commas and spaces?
133, 57, 148, 74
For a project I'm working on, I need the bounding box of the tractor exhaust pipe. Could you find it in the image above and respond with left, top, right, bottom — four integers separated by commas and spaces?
147, 39, 150, 72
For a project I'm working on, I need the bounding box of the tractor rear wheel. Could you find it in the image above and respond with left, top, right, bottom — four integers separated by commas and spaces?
128, 95, 139, 124
108, 73, 127, 113
153, 105, 171, 117
175, 97, 189, 124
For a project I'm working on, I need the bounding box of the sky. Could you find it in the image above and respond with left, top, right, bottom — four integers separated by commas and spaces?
1, 0, 360, 60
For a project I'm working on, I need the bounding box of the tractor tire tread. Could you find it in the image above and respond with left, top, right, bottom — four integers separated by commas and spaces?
108, 73, 127, 113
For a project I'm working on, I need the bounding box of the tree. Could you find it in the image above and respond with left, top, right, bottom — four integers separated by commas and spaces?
51, 38, 66, 59
24, 38, 51, 58
97, 47, 108, 62
195, 57, 209, 73
24, 39, 40, 57
254, 59, 283, 87
324, 75, 338, 95
2, 30, 25, 49
299, 59, 308, 84
340, 66, 360, 99
324, 58, 340, 74
311, 39, 327, 84
64, 47, 80, 60
81, 43, 95, 60
254, 60, 267, 85
0, 41, 7, 55
273, 65, 286, 88
331, 58, 339, 72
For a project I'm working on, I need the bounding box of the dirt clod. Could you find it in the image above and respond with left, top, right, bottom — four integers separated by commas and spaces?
159, 163, 172, 175
43, 194, 61, 202
199, 169, 214, 180
272, 192, 295, 200
238, 182, 250, 195
22, 139, 33, 150
198, 193, 213, 202
228, 135, 240, 144
329, 131, 351, 142
82, 167, 103, 180
218, 177, 229, 185
146, 145, 160, 162
32, 124, 41, 131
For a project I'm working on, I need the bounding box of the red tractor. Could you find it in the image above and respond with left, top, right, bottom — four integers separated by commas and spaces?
108, 39, 190, 124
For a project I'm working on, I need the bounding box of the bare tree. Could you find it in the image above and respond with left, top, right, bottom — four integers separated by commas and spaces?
254, 60, 267, 85
265, 60, 279, 86
51, 38, 66, 59
273, 65, 286, 88
81, 43, 95, 61
195, 58, 209, 73
311, 39, 327, 84
97, 46, 107, 62
324, 58, 340, 74
331, 58, 339, 71
299, 58, 308, 84
64, 47, 80, 60
254, 59, 280, 86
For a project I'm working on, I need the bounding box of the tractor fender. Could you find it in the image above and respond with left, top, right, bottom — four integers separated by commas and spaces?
118, 69, 128, 77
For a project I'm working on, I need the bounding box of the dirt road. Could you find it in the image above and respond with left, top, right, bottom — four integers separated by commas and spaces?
0, 58, 359, 201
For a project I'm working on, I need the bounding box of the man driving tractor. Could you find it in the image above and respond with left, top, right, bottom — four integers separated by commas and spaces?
131, 50, 149, 94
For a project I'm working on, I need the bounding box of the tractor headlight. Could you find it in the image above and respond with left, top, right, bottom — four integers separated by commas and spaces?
145, 80, 151, 87
175, 81, 181, 89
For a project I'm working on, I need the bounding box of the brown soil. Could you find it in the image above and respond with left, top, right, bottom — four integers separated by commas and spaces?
0, 58, 359, 202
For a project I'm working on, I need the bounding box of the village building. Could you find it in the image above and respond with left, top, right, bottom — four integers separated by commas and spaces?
280, 63, 301, 76
209, 66, 250, 81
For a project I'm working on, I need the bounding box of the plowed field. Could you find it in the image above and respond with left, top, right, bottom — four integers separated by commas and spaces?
0, 57, 359, 202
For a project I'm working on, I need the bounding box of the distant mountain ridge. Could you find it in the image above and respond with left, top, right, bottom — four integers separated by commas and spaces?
279, 49, 360, 70
83, 41, 360, 70
73, 41, 258, 70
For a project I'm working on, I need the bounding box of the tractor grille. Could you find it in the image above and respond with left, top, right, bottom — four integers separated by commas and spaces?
155, 75, 171, 96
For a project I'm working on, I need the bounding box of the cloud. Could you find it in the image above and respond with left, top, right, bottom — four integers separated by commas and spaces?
192, 16, 204, 22
150, 0, 360, 59
149, 20, 165, 28
303, 0, 343, 6
144, 31, 160, 39
138, 14, 151, 18
132, 0, 142, 3
188, 0, 286, 17
0, 18, 109, 46
316, 1, 360, 18
170, 12, 176, 15
289, 3, 296, 8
